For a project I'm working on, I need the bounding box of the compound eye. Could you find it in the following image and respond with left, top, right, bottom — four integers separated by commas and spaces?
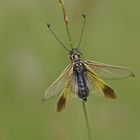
77, 53, 81, 58
69, 54, 74, 60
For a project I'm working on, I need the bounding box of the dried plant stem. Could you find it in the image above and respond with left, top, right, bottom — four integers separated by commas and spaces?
59, 0, 73, 48
58, 0, 92, 139
82, 102, 92, 140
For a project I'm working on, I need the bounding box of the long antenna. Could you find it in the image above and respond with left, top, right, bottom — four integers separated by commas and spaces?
77, 13, 86, 49
46, 23, 70, 52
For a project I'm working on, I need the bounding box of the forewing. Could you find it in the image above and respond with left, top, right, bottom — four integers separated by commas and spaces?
57, 74, 75, 112
85, 63, 117, 99
43, 65, 72, 101
85, 60, 135, 79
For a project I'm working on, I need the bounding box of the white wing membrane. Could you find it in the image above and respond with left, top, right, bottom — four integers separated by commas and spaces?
43, 65, 72, 101
85, 60, 135, 79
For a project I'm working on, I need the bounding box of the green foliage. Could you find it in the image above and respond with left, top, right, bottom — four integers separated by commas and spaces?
0, 0, 139, 140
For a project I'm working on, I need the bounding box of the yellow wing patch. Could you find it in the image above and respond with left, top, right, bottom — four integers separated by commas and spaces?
57, 75, 74, 112
43, 65, 72, 101
85, 63, 117, 99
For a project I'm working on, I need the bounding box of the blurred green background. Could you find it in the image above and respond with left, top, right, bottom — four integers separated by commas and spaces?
0, 0, 139, 140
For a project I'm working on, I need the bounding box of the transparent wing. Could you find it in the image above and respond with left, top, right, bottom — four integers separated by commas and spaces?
85, 63, 117, 99
57, 74, 75, 112
42, 65, 72, 101
85, 60, 135, 79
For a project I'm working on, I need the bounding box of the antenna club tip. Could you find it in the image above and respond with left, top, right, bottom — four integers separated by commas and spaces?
82, 13, 86, 18
46, 23, 51, 28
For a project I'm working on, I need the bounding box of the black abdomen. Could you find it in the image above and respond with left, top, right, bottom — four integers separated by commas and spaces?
73, 61, 89, 101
